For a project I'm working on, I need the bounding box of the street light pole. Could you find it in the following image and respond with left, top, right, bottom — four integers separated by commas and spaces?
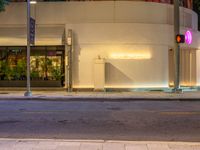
173, 0, 181, 92
24, 0, 32, 96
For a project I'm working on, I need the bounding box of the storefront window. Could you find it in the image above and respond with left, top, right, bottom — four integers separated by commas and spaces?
0, 46, 64, 82
0, 47, 26, 80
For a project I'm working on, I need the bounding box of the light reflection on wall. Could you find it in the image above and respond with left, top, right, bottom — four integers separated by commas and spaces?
109, 52, 152, 60
105, 85, 168, 88
73, 85, 168, 88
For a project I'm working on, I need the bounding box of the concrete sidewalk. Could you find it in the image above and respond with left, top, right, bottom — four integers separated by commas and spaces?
0, 90, 200, 100
0, 139, 200, 150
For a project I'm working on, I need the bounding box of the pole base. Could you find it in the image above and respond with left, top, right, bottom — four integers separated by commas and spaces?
67, 89, 73, 92
24, 91, 32, 97
172, 88, 183, 93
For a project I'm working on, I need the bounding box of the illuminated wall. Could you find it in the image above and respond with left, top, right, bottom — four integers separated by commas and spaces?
196, 50, 200, 86
66, 23, 170, 88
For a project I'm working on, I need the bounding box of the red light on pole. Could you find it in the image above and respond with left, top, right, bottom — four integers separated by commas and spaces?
176, 34, 185, 43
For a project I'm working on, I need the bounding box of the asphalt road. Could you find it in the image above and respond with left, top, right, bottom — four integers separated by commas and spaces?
0, 100, 200, 142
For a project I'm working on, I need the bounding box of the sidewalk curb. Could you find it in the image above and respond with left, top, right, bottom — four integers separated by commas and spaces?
0, 138, 199, 145
0, 96, 200, 101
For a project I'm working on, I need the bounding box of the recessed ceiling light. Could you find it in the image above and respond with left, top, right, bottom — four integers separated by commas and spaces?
30, 0, 37, 4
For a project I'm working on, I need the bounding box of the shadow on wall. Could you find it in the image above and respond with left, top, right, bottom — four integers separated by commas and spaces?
105, 62, 133, 87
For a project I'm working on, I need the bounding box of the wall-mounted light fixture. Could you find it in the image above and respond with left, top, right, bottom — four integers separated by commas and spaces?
109, 52, 151, 60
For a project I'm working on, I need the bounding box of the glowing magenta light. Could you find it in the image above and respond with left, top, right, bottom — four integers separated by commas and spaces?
185, 30, 192, 45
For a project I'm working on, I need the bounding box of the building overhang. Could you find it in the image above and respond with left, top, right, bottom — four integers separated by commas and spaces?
0, 25, 65, 46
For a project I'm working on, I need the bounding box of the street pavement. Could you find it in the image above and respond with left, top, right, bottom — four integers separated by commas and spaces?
0, 100, 199, 141
0, 90, 200, 149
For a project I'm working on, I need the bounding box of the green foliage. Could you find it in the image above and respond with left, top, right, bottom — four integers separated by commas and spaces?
30, 57, 40, 79
0, 60, 13, 80
30, 70, 39, 79
40, 57, 53, 79
0, 59, 26, 80
13, 59, 26, 80
0, 0, 9, 12
51, 66, 63, 80
40, 58, 52, 72
0, 57, 63, 81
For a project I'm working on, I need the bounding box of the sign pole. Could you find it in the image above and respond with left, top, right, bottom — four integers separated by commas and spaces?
24, 0, 32, 96
67, 29, 73, 92
173, 0, 181, 93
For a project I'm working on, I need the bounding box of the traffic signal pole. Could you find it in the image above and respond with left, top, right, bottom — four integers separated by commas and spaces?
173, 0, 181, 92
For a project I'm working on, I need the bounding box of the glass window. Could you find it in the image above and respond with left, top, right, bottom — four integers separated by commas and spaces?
0, 46, 65, 81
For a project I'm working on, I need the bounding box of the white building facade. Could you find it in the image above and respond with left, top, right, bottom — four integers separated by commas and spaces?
0, 1, 200, 90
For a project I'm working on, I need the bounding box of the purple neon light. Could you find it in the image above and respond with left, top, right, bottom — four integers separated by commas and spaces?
185, 30, 192, 45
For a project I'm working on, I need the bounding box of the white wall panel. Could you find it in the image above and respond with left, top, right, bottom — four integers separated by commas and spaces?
66, 23, 169, 88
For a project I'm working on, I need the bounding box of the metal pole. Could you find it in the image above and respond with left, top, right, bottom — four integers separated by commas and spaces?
24, 0, 32, 96
173, 0, 181, 92
67, 29, 73, 92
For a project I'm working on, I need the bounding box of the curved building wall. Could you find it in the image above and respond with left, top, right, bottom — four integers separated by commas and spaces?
0, 2, 197, 28
0, 1, 199, 88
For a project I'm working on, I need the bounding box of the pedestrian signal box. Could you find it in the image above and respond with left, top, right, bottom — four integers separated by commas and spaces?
176, 34, 185, 43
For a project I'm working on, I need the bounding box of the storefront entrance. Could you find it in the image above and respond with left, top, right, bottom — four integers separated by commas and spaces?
0, 46, 65, 87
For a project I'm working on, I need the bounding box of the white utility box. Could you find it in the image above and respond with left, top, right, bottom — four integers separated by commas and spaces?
94, 57, 105, 91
